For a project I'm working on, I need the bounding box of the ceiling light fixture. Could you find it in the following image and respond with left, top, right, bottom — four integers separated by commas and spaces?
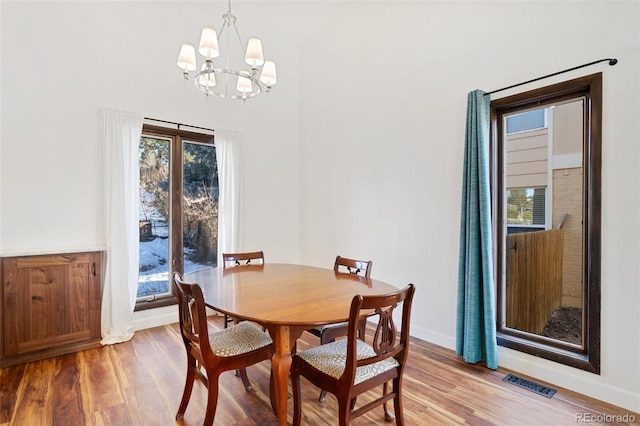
176, 0, 277, 101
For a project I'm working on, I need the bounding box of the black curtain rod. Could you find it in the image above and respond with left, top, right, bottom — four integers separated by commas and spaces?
144, 117, 215, 133
484, 58, 618, 97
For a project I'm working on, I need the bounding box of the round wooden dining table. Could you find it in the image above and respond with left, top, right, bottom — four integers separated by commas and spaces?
185, 263, 399, 426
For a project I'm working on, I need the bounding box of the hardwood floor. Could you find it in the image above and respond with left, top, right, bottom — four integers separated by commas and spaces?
1, 316, 637, 426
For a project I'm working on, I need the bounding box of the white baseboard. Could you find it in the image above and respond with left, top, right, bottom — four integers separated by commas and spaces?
410, 324, 456, 350
133, 305, 178, 330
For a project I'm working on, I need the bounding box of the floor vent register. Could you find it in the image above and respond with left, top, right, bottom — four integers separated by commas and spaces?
502, 374, 557, 398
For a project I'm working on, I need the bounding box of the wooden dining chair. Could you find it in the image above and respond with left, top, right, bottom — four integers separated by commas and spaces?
222, 250, 265, 268
173, 272, 274, 426
291, 283, 415, 425
332, 255, 372, 277
221, 251, 265, 328
307, 255, 372, 402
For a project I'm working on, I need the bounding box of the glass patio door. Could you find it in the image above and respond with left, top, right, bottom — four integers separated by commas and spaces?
137, 126, 218, 304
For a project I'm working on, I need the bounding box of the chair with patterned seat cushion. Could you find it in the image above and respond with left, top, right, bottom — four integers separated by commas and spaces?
291, 283, 415, 425
222, 250, 264, 268
221, 251, 265, 328
173, 272, 274, 426
307, 255, 372, 402
332, 255, 372, 277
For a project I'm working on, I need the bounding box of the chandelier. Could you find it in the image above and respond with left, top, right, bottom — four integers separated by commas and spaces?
176, 0, 277, 101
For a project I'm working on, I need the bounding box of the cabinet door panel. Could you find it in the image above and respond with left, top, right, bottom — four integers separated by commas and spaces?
27, 265, 66, 341
69, 262, 90, 333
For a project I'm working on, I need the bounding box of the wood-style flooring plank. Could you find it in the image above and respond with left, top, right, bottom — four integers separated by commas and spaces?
8, 359, 56, 426
1, 316, 637, 426
51, 354, 86, 425
0, 363, 25, 424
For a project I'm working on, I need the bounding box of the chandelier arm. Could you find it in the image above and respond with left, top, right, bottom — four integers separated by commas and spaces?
217, 18, 228, 42
231, 24, 246, 61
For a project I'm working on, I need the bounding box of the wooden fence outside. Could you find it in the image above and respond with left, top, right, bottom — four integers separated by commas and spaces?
506, 229, 564, 334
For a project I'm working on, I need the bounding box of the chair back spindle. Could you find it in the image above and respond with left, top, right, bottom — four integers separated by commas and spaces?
372, 305, 398, 357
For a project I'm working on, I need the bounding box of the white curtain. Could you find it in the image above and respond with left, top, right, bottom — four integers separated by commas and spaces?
216, 130, 242, 265
100, 108, 143, 345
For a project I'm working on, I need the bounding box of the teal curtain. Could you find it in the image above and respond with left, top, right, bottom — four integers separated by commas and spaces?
456, 90, 498, 370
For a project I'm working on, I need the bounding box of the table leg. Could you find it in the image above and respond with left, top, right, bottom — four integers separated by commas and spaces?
270, 325, 292, 426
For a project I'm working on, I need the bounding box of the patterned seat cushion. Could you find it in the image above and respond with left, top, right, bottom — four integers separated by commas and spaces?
297, 339, 399, 385
208, 321, 273, 357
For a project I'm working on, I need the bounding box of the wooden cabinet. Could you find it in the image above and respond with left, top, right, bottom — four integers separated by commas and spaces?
1, 251, 102, 367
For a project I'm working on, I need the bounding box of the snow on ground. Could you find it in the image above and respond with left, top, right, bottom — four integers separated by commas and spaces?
138, 236, 213, 297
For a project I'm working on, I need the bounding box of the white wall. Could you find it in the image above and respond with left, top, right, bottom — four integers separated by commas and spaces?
298, 1, 640, 414
1, 0, 639, 415
0, 1, 301, 261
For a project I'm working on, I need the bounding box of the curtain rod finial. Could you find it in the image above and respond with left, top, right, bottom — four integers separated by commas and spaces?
609, 58, 618, 66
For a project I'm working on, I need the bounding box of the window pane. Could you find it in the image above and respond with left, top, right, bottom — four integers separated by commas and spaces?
506, 109, 546, 134
138, 136, 171, 299
183, 141, 218, 275
506, 187, 546, 230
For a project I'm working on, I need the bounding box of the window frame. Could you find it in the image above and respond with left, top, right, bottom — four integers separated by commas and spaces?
491, 73, 602, 373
